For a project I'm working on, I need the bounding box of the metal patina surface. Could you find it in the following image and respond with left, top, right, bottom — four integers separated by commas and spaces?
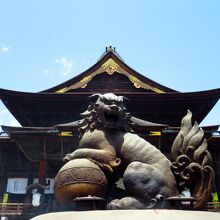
54, 158, 108, 204
54, 93, 214, 210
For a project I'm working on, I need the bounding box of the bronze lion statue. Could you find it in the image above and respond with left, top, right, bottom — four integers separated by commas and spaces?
62, 93, 179, 208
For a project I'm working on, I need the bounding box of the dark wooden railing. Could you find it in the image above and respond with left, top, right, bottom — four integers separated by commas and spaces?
0, 203, 25, 215
206, 202, 220, 212
0, 201, 219, 216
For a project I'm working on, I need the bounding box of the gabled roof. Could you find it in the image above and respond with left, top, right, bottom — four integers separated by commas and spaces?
0, 46, 219, 127
41, 46, 177, 94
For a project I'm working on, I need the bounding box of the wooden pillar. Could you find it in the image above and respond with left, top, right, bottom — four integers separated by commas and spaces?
39, 160, 46, 190
0, 148, 3, 200
24, 163, 34, 207
0, 148, 7, 202
38, 160, 47, 214
215, 174, 220, 196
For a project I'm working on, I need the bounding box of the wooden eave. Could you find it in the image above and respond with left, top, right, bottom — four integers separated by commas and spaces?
208, 136, 220, 147
0, 136, 14, 143
0, 87, 219, 99
0, 88, 220, 127
41, 51, 177, 93
2, 124, 219, 134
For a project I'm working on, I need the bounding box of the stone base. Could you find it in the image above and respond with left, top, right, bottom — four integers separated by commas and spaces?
31, 209, 220, 220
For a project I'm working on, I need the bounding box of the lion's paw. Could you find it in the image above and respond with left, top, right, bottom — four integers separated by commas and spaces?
62, 154, 72, 162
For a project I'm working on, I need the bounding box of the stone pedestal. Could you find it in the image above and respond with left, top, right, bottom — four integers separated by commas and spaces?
31, 210, 220, 220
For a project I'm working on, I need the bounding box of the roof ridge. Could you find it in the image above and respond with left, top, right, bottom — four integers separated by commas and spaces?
97, 46, 124, 62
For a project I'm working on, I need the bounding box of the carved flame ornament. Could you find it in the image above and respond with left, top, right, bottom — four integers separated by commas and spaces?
171, 110, 215, 209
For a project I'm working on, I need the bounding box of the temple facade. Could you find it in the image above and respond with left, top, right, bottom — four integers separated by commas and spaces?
0, 46, 220, 218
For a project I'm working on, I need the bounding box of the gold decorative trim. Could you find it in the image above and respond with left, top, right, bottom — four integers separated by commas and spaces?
55, 58, 166, 93
101, 58, 119, 69
149, 131, 161, 136
59, 132, 73, 136
101, 58, 119, 75
56, 87, 69, 94
55, 68, 103, 93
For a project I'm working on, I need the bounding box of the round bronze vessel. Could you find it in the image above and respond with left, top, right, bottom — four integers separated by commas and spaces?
54, 158, 108, 204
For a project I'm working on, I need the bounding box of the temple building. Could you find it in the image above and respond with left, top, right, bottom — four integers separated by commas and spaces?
0, 46, 220, 218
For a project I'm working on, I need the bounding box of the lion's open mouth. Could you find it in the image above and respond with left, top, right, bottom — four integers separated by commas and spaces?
104, 112, 120, 124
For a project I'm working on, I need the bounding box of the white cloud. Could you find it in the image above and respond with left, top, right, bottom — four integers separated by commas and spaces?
42, 68, 49, 74
55, 58, 74, 77
0, 109, 9, 125
0, 109, 8, 114
9, 119, 21, 127
42, 68, 51, 76
42, 57, 74, 78
0, 108, 21, 129
0, 43, 11, 53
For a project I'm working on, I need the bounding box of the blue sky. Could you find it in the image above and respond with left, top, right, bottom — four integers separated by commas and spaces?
0, 0, 220, 128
